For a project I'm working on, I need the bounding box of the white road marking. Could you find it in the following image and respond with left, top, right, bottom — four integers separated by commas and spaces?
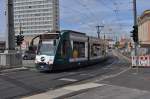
63, 83, 105, 91
21, 83, 104, 99
59, 78, 78, 82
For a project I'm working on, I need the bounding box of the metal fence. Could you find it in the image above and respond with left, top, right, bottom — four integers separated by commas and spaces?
0, 53, 22, 69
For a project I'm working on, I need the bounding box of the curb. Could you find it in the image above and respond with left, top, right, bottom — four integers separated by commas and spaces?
0, 67, 29, 74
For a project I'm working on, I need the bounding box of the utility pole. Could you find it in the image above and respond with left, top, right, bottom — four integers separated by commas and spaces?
96, 25, 104, 39
133, 0, 138, 72
96, 25, 104, 55
133, 0, 137, 26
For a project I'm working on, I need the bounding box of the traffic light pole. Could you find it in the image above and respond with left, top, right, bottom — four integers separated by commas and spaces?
133, 0, 139, 72
19, 22, 22, 53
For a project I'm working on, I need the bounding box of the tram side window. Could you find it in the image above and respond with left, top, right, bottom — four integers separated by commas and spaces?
58, 39, 69, 58
79, 42, 85, 57
91, 44, 101, 57
73, 41, 85, 58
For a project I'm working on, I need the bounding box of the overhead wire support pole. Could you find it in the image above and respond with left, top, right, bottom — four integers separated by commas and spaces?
133, 0, 138, 72
133, 0, 137, 26
96, 25, 105, 55
6, 0, 15, 50
96, 25, 104, 39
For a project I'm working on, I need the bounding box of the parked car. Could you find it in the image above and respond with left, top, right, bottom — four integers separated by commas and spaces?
23, 50, 36, 60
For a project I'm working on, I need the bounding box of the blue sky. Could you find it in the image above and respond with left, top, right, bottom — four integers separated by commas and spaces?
0, 0, 150, 39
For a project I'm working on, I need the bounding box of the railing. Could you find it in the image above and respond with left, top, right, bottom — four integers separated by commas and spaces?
0, 53, 22, 69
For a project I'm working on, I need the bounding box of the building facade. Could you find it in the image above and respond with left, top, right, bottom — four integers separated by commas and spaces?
138, 10, 150, 55
138, 10, 150, 47
13, 0, 59, 48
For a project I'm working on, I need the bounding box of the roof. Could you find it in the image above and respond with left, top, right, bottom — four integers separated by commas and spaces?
144, 10, 150, 14
139, 10, 150, 20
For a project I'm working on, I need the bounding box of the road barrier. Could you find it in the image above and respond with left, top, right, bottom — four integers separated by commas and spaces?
0, 52, 22, 69
132, 55, 150, 67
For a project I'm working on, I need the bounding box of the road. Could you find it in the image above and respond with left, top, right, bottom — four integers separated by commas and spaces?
58, 51, 150, 99
0, 51, 130, 99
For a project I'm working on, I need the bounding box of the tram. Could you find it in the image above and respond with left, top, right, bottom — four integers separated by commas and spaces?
35, 30, 107, 71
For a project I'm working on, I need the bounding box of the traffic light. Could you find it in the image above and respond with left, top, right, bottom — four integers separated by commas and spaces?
131, 25, 138, 42
15, 35, 24, 46
20, 35, 24, 42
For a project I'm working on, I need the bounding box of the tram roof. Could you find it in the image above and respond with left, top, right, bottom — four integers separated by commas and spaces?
61, 30, 86, 36
40, 33, 59, 39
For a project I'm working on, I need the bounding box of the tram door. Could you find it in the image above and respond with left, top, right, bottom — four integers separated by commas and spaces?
62, 40, 69, 58
57, 39, 70, 61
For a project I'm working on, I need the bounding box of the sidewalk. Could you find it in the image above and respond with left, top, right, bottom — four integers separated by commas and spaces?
0, 60, 34, 73
0, 67, 28, 73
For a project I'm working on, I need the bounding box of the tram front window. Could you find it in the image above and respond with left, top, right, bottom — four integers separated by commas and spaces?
38, 42, 55, 56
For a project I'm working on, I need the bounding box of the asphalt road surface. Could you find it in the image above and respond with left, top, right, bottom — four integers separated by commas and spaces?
0, 51, 130, 99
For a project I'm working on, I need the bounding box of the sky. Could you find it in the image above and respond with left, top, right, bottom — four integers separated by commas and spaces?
0, 0, 150, 39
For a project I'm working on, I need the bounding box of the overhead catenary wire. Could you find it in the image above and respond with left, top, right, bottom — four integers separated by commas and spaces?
75, 0, 102, 24
61, 5, 97, 29
60, 0, 133, 37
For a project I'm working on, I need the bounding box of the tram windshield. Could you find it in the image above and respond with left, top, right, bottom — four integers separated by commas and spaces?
38, 41, 56, 56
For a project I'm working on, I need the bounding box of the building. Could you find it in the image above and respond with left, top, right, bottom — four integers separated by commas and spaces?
13, 0, 59, 48
138, 10, 150, 47
105, 39, 115, 49
118, 37, 127, 49
138, 10, 150, 55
